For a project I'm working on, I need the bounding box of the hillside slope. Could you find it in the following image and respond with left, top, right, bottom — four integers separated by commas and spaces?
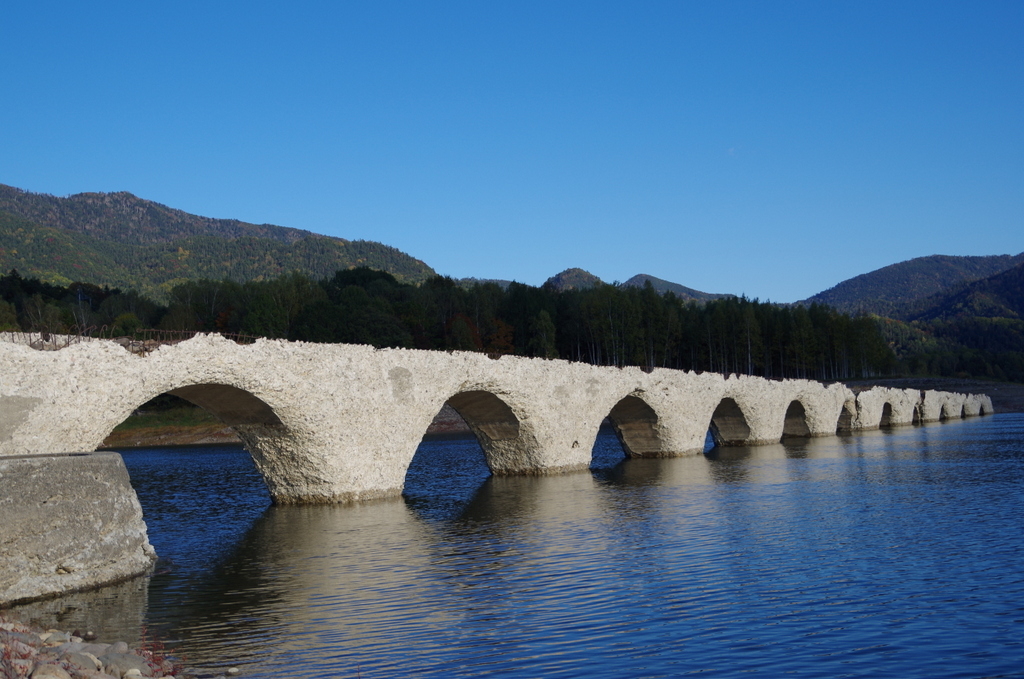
0, 183, 311, 244
0, 185, 435, 298
540, 269, 729, 300
910, 261, 1024, 322
804, 253, 1024, 317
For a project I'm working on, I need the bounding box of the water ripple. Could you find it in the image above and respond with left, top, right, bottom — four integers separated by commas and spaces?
23, 414, 1022, 678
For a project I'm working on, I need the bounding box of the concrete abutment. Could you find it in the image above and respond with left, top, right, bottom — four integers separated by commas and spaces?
0, 453, 156, 606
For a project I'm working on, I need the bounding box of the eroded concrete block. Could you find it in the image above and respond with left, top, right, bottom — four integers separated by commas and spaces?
0, 453, 155, 606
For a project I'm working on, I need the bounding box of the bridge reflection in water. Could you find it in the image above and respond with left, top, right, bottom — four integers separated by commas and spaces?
9, 413, 1021, 679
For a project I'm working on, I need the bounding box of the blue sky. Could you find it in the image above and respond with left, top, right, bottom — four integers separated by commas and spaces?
2, 1, 1021, 302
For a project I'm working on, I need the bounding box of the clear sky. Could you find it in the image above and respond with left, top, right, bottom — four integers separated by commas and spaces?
2, 1, 1021, 302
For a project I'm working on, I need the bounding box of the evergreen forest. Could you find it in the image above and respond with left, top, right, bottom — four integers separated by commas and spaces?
7, 266, 1016, 383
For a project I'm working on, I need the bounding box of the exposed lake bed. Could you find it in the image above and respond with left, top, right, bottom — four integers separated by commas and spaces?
8, 414, 1024, 678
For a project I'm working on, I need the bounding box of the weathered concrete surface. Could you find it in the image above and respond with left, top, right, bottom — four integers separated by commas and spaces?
851, 387, 920, 429
0, 334, 992, 505
920, 389, 993, 422
0, 453, 155, 606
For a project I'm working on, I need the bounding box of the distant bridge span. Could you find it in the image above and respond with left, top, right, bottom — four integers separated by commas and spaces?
0, 334, 993, 504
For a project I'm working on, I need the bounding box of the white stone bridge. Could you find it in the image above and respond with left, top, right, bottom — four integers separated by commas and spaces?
0, 334, 994, 504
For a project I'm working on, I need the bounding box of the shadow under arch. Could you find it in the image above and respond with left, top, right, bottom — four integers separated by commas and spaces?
406, 390, 528, 478
709, 397, 751, 446
837, 400, 857, 432
445, 390, 521, 456
878, 402, 894, 428
167, 384, 283, 426
606, 394, 663, 458
103, 383, 286, 447
782, 400, 811, 439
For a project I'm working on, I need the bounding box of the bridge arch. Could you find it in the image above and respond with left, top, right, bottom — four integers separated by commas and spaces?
782, 400, 811, 439
837, 399, 857, 432
605, 394, 662, 458
419, 389, 541, 476
709, 397, 751, 446
940, 400, 960, 421
165, 384, 283, 427
100, 382, 290, 447
98, 380, 313, 504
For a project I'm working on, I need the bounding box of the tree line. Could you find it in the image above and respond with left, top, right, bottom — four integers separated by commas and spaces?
0, 267, 908, 381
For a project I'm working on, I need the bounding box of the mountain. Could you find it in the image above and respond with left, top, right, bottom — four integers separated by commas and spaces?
543, 268, 604, 291
0, 184, 312, 244
0, 184, 435, 299
803, 253, 1024, 317
621, 274, 728, 302
874, 261, 1024, 382
540, 268, 731, 299
910, 261, 1024, 322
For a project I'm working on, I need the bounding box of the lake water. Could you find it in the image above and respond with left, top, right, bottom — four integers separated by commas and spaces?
13, 415, 1024, 678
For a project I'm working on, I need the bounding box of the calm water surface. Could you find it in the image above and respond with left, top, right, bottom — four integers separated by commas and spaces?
22, 415, 1024, 677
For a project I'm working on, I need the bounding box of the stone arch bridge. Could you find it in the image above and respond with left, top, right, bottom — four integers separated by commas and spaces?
0, 334, 993, 504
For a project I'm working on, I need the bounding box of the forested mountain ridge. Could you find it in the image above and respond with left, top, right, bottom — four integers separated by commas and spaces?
0, 184, 435, 298
872, 261, 1024, 382
909, 262, 1024, 322
0, 183, 313, 244
0, 184, 735, 303
803, 253, 1024, 317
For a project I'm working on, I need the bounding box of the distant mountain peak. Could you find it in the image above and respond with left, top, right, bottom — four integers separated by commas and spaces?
621, 274, 728, 302
544, 268, 604, 291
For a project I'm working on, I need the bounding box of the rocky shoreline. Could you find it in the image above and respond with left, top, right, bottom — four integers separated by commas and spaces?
0, 615, 225, 679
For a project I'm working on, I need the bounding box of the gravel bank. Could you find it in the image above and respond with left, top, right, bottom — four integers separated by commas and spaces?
0, 616, 236, 679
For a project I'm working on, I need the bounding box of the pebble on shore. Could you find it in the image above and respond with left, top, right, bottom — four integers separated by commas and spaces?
0, 616, 188, 679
